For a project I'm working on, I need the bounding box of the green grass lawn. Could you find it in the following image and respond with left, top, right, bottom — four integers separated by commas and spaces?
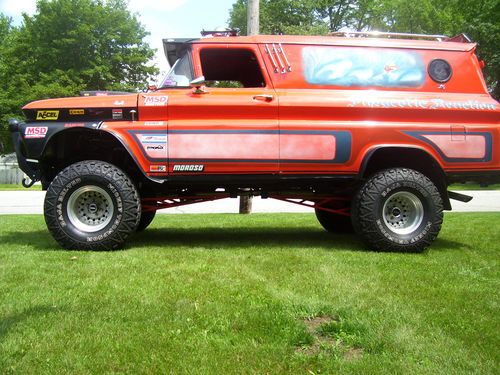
0, 184, 42, 191
0, 213, 498, 374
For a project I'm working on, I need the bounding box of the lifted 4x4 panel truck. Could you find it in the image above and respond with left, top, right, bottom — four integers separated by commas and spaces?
9, 31, 500, 252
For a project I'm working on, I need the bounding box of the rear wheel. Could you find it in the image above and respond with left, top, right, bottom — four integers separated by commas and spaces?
315, 209, 353, 233
351, 168, 443, 252
44, 160, 141, 250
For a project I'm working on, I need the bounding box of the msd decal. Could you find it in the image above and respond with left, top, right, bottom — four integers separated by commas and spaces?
143, 96, 168, 106
25, 126, 48, 138
36, 110, 59, 120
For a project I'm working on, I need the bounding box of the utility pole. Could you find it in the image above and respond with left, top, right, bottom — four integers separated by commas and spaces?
247, 0, 260, 36
239, 0, 260, 214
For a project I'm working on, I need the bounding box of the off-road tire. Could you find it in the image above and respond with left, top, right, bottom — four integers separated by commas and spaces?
137, 210, 156, 232
315, 208, 354, 233
351, 168, 443, 252
44, 160, 141, 250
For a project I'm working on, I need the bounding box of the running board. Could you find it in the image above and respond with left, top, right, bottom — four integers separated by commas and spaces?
448, 191, 473, 203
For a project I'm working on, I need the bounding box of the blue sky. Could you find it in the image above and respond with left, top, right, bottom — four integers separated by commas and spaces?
0, 0, 236, 78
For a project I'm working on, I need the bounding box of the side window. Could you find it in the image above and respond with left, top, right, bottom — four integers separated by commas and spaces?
160, 48, 194, 88
200, 48, 266, 88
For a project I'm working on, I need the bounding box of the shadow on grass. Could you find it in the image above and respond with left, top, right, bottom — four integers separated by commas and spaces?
0, 227, 364, 252
0, 305, 62, 340
130, 227, 367, 252
0, 230, 58, 250
428, 237, 473, 252
0, 227, 468, 253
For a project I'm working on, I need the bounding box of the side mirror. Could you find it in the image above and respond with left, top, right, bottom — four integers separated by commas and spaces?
190, 76, 207, 94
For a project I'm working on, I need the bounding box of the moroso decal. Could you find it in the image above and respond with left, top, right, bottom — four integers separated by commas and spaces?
69, 109, 85, 115
36, 110, 59, 120
25, 126, 48, 138
144, 96, 168, 106
173, 165, 205, 172
403, 131, 493, 162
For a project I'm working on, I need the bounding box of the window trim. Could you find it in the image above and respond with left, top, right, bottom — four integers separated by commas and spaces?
194, 44, 273, 89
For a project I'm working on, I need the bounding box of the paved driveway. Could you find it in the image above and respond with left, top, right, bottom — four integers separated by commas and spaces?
0, 190, 499, 215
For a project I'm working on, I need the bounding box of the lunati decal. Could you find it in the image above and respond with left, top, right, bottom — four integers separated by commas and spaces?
349, 98, 497, 111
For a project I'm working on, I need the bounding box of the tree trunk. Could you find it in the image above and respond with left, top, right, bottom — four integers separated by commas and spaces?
242, 0, 259, 213
239, 195, 253, 214
247, 0, 260, 36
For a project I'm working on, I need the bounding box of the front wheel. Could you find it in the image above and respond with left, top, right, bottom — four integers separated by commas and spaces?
137, 210, 156, 232
44, 160, 141, 250
351, 168, 443, 252
315, 209, 353, 233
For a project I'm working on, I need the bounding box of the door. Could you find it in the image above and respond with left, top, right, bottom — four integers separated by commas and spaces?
167, 44, 279, 175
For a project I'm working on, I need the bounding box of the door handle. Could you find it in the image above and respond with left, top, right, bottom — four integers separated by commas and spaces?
253, 94, 274, 102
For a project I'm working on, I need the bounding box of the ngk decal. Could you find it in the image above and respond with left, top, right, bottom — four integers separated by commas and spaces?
143, 95, 168, 106
25, 127, 48, 138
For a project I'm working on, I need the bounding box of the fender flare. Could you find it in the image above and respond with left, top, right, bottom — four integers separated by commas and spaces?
358, 145, 451, 210
38, 124, 164, 184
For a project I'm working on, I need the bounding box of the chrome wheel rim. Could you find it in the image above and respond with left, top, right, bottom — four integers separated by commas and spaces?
382, 191, 424, 235
67, 186, 114, 233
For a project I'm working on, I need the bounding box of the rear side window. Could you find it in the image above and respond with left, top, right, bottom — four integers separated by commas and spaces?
200, 49, 266, 88
302, 46, 425, 88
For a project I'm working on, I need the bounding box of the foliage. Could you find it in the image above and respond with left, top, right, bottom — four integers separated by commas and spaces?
228, 0, 499, 98
0, 0, 157, 154
0, 212, 499, 373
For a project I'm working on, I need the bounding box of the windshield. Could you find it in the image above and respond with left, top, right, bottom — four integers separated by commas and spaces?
160, 50, 193, 88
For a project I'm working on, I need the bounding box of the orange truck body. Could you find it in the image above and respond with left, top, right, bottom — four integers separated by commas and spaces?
9, 33, 500, 251
17, 35, 499, 182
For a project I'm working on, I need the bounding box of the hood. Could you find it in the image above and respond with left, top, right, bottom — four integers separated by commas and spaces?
22, 94, 138, 123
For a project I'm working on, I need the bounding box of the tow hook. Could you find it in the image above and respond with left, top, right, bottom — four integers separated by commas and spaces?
448, 191, 473, 203
22, 177, 36, 188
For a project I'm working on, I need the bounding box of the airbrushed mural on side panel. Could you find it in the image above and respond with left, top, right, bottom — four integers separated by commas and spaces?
303, 46, 425, 88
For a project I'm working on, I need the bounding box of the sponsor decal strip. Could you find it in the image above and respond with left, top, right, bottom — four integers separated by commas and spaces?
349, 98, 497, 111
127, 129, 351, 164
403, 131, 493, 162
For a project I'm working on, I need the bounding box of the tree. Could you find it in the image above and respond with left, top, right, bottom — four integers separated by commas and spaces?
0, 0, 157, 154
228, 0, 499, 98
